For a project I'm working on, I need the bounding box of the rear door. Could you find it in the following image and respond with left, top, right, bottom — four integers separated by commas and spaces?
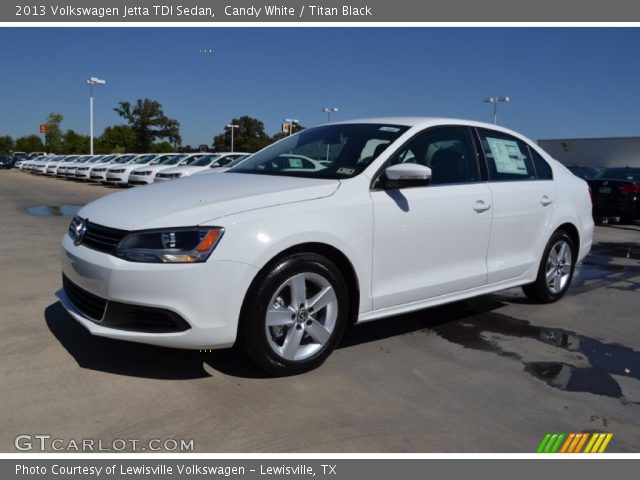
476, 128, 556, 284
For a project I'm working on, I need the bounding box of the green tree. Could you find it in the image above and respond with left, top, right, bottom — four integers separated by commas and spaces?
114, 99, 181, 152
96, 125, 136, 153
0, 135, 13, 154
44, 113, 64, 153
15, 135, 45, 152
61, 130, 90, 154
152, 141, 175, 153
213, 116, 272, 153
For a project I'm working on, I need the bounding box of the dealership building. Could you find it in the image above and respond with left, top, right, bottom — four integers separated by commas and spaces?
537, 136, 640, 169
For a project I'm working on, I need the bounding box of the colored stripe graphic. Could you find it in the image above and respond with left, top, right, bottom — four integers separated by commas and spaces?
538, 433, 613, 453
575, 433, 589, 453
560, 433, 575, 453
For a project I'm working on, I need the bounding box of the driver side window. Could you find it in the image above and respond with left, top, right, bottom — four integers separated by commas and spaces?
386, 126, 480, 185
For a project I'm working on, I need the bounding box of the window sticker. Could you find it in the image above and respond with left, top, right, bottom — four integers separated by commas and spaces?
337, 167, 355, 175
486, 137, 528, 175
379, 126, 401, 132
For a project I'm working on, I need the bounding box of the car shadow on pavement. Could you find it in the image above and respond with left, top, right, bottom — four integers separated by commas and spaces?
340, 296, 507, 348
45, 301, 264, 380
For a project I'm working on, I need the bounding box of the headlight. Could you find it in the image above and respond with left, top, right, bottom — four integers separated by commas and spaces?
115, 227, 224, 263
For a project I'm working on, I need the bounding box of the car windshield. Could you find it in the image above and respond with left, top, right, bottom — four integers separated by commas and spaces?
230, 123, 410, 179
595, 168, 640, 181
223, 156, 248, 168
191, 154, 222, 167
115, 155, 137, 163
159, 154, 189, 166
181, 154, 204, 165
88, 156, 104, 163
133, 154, 157, 164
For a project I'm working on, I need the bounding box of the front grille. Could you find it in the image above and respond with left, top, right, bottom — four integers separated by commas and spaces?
62, 275, 107, 321
81, 221, 129, 254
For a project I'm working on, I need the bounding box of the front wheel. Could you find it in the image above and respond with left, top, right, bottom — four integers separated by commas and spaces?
522, 230, 576, 303
239, 253, 349, 376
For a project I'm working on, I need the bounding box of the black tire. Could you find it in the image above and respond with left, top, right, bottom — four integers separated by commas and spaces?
238, 253, 349, 376
522, 230, 576, 304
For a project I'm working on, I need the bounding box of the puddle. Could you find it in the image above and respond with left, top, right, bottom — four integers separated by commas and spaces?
429, 310, 640, 400
570, 242, 640, 294
26, 205, 82, 217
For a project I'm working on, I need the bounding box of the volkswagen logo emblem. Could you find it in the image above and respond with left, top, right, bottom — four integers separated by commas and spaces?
73, 219, 87, 246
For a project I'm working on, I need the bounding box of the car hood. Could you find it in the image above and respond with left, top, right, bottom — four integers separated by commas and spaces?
78, 172, 341, 230
132, 164, 181, 173
157, 165, 201, 174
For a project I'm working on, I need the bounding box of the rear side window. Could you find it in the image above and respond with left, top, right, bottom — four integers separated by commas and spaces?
530, 148, 553, 180
477, 129, 536, 181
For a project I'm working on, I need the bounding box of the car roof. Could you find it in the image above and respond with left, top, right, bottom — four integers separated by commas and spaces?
333, 116, 528, 137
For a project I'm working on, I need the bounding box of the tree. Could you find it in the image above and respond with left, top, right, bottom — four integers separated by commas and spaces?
96, 125, 136, 153
0, 135, 13, 154
213, 116, 272, 153
44, 113, 64, 153
152, 141, 175, 153
114, 99, 181, 152
61, 130, 90, 154
15, 135, 45, 153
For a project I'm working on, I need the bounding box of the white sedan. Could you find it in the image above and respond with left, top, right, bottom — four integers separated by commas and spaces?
88, 154, 137, 182
104, 154, 159, 185
154, 152, 248, 182
59, 117, 593, 376
128, 153, 199, 185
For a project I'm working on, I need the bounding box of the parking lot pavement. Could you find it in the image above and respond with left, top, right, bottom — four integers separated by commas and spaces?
1, 170, 639, 453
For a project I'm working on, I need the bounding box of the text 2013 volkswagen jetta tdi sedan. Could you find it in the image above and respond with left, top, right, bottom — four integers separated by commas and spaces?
59, 118, 593, 375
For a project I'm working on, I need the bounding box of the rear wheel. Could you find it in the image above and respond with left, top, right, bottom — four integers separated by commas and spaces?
239, 253, 349, 376
522, 230, 576, 303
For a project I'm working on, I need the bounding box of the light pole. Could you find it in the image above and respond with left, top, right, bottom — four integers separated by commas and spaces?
226, 124, 239, 152
284, 118, 299, 136
87, 76, 106, 155
321, 106, 338, 123
483, 96, 509, 125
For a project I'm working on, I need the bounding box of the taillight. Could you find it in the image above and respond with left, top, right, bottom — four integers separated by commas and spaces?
620, 184, 640, 194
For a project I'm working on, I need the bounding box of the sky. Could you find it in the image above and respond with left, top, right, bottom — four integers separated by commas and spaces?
2, 27, 640, 147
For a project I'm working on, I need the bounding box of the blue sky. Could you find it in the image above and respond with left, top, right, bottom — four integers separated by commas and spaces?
2, 27, 640, 146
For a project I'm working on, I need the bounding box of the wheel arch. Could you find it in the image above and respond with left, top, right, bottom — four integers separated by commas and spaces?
239, 242, 361, 327
555, 222, 580, 253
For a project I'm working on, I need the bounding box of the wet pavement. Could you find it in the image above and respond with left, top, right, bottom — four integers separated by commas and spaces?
26, 205, 82, 217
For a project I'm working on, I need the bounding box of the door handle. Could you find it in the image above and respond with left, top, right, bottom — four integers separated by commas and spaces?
540, 195, 553, 206
473, 200, 491, 213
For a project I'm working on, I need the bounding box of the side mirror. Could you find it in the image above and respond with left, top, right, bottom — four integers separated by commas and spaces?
383, 163, 432, 189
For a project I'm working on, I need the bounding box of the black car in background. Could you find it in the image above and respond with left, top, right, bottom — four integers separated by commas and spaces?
566, 165, 600, 180
588, 167, 640, 223
0, 155, 14, 169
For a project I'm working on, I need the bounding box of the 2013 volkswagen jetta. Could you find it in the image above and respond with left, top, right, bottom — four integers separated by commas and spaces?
59, 118, 593, 375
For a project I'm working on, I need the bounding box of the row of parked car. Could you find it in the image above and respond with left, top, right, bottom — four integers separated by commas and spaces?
14, 151, 250, 186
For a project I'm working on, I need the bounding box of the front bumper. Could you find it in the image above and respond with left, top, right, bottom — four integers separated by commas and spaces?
59, 234, 257, 349
128, 174, 154, 185
104, 173, 129, 184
